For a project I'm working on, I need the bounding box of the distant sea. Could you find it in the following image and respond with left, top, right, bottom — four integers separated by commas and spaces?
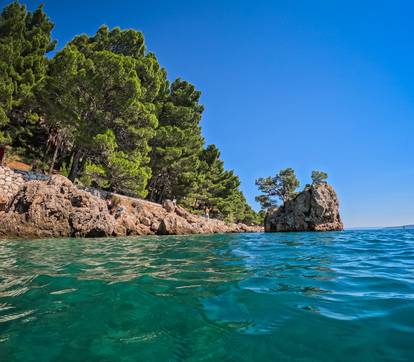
347, 224, 414, 230
1, 230, 414, 361
385, 224, 414, 230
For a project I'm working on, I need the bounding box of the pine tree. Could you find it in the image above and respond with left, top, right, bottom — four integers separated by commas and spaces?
148, 79, 204, 202
0, 2, 56, 147
82, 130, 150, 196
255, 167, 300, 208
0, 3, 260, 223
42, 26, 165, 196
185, 145, 258, 223
311, 170, 328, 184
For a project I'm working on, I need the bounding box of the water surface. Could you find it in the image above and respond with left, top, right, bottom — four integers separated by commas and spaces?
1, 230, 413, 361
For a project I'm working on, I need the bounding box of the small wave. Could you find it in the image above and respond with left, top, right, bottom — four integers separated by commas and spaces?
0, 230, 413, 361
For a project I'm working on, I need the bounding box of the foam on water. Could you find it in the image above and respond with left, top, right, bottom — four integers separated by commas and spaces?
0, 230, 413, 361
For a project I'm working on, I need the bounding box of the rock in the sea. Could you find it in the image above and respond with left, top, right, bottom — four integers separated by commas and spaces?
265, 182, 343, 232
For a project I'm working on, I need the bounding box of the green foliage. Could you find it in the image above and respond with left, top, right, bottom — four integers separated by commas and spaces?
59, 162, 70, 177
256, 167, 300, 208
311, 170, 328, 184
148, 79, 204, 202
180, 145, 259, 224
0, 1, 56, 145
0, 2, 259, 224
41, 26, 164, 184
84, 130, 150, 197
255, 176, 279, 210
277, 168, 300, 202
255, 194, 276, 210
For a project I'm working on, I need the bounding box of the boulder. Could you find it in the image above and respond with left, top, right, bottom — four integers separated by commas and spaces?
0, 176, 115, 238
158, 213, 197, 235
0, 193, 7, 212
162, 199, 176, 213
265, 182, 343, 232
175, 205, 200, 223
112, 203, 154, 236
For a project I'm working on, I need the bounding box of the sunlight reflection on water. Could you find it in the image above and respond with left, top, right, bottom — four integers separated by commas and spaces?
0, 230, 414, 361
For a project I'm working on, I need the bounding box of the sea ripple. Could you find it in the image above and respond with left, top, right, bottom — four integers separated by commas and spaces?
0, 230, 413, 361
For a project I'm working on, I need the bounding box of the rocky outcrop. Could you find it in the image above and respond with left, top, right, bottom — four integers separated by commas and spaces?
265, 182, 343, 232
0, 171, 262, 238
0, 175, 116, 238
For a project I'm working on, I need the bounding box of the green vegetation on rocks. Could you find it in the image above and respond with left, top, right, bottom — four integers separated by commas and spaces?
256, 168, 330, 211
255, 167, 300, 210
311, 170, 328, 185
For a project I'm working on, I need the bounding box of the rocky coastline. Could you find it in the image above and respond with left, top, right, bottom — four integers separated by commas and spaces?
0, 166, 344, 238
0, 167, 262, 238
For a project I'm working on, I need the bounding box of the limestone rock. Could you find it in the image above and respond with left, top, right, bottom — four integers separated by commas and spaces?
112, 202, 155, 236
48, 174, 73, 188
0, 193, 8, 212
158, 213, 196, 235
162, 199, 176, 213
0, 178, 115, 238
265, 182, 343, 232
0, 166, 263, 238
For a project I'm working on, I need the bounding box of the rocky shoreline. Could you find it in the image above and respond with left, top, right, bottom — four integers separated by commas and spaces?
0, 168, 262, 238
0, 166, 344, 238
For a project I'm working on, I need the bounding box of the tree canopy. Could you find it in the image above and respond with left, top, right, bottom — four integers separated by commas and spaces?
256, 169, 333, 210
255, 167, 300, 210
311, 170, 328, 184
0, 2, 261, 224
0, 1, 55, 148
148, 78, 204, 203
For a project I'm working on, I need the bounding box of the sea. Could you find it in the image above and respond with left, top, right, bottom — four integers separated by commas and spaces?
0, 230, 413, 361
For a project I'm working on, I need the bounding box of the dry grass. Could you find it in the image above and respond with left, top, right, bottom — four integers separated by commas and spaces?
5, 160, 32, 171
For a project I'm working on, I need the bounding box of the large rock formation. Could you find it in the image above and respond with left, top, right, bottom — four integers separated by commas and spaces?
265, 182, 343, 232
0, 171, 262, 238
0, 175, 116, 238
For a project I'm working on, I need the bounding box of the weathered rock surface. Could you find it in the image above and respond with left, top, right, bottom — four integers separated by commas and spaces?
0, 175, 115, 238
265, 182, 343, 232
0, 170, 262, 238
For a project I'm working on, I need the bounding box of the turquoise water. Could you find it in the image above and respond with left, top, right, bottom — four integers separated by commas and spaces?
0, 231, 414, 361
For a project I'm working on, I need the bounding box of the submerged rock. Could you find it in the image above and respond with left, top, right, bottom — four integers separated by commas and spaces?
265, 182, 343, 232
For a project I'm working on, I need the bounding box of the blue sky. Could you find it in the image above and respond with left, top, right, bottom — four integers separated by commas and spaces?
5, 0, 414, 227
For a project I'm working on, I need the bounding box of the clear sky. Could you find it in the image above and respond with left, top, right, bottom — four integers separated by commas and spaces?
5, 0, 414, 228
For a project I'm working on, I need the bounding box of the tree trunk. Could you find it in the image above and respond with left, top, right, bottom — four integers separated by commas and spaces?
148, 179, 155, 201
68, 148, 82, 182
148, 176, 160, 202
43, 143, 50, 163
0, 147, 5, 166
48, 136, 62, 176
48, 143, 60, 176
157, 182, 166, 204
